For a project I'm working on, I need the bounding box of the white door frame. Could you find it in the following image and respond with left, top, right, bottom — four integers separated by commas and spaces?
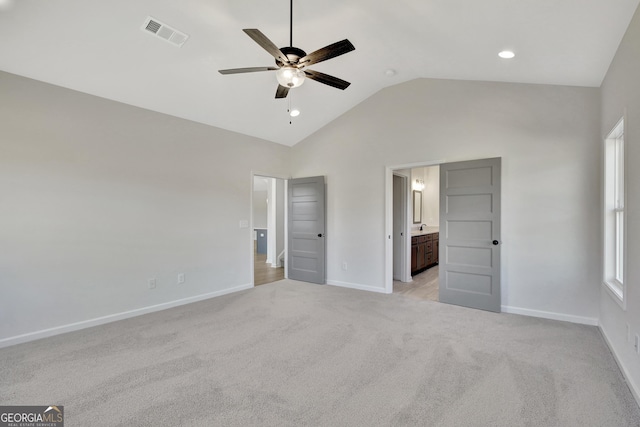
251, 171, 291, 286
392, 173, 410, 283
266, 178, 285, 268
385, 160, 443, 293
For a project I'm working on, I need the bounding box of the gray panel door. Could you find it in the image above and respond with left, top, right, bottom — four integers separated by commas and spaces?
439, 158, 501, 312
288, 176, 326, 284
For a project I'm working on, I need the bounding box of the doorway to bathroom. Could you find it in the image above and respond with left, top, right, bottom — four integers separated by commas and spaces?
392, 164, 440, 301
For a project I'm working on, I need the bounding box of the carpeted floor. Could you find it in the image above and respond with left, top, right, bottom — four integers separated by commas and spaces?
1, 279, 639, 426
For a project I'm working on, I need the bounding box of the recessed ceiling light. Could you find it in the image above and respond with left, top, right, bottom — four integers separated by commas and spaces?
498, 50, 515, 59
290, 109, 300, 117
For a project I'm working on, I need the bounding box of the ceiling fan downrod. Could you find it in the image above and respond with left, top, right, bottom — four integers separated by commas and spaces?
289, 0, 293, 48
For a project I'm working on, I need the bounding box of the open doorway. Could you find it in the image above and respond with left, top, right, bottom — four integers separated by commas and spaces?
391, 165, 441, 301
252, 175, 286, 286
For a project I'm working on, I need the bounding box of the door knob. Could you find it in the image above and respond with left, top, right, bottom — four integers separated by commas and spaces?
492, 240, 499, 245
318, 233, 324, 237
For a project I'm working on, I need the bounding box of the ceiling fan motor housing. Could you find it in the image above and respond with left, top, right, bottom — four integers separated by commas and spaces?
277, 46, 307, 67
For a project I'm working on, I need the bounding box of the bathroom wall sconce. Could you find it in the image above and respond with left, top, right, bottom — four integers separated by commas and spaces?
414, 179, 425, 191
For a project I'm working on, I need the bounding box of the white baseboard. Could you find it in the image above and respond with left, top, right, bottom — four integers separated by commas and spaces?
0, 283, 253, 349
599, 325, 640, 408
501, 305, 599, 326
327, 280, 391, 294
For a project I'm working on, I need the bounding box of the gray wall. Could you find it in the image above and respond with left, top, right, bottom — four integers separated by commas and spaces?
291, 78, 601, 322
0, 71, 291, 341
600, 4, 640, 402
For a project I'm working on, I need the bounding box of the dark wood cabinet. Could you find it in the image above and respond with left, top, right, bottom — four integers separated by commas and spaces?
411, 232, 439, 275
433, 236, 439, 264
411, 244, 418, 272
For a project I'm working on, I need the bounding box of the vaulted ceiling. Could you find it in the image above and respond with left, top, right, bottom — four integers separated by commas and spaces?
1, 0, 638, 146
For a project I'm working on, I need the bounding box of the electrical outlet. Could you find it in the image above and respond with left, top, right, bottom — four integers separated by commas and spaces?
177, 273, 185, 284
342, 262, 348, 271
148, 279, 157, 289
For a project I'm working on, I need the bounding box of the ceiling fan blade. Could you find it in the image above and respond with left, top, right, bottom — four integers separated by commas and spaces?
299, 39, 355, 67
218, 66, 278, 75
304, 70, 351, 90
275, 85, 290, 99
243, 29, 289, 64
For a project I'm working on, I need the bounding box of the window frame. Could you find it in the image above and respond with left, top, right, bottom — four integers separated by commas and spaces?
603, 117, 626, 309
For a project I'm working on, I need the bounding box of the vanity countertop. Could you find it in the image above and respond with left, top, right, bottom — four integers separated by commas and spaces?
411, 227, 439, 236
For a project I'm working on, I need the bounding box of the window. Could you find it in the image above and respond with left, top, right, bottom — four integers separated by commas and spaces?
604, 118, 626, 306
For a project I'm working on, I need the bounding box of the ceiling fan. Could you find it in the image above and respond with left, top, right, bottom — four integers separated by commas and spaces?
218, 0, 355, 99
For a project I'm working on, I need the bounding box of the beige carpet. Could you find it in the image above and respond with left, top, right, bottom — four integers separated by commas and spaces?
1, 279, 639, 426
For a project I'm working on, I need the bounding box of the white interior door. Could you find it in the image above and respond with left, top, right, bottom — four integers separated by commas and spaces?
439, 158, 501, 312
288, 176, 326, 284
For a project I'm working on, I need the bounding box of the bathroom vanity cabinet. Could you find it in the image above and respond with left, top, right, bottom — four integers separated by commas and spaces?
411, 232, 439, 275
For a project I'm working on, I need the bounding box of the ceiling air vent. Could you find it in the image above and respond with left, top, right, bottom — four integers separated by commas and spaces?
142, 16, 189, 47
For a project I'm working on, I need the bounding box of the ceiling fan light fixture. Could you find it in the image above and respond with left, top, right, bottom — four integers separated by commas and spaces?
276, 67, 305, 88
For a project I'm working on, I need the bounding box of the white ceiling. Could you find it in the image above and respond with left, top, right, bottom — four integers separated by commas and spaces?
1, 0, 638, 146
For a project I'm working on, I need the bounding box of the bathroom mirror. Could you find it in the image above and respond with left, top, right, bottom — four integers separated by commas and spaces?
413, 190, 422, 224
